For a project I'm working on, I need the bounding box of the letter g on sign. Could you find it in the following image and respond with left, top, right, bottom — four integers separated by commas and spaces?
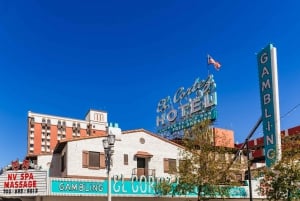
260, 52, 268, 64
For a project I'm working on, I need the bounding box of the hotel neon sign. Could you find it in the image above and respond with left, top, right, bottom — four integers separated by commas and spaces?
156, 74, 217, 135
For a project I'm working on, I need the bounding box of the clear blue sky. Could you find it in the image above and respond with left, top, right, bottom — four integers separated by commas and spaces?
1, 0, 300, 168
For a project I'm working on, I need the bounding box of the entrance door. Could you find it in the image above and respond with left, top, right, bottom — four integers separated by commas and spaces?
137, 157, 145, 176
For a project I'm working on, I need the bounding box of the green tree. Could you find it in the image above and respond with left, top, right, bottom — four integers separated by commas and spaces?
258, 136, 300, 201
172, 120, 242, 201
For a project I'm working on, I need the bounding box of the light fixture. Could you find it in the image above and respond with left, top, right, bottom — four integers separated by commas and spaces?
103, 139, 109, 149
108, 134, 115, 146
103, 129, 116, 201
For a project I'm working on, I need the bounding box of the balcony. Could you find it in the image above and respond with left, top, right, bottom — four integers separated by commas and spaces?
132, 168, 156, 178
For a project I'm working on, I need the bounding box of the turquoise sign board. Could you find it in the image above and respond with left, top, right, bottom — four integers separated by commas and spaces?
257, 44, 281, 167
50, 177, 248, 198
51, 180, 106, 195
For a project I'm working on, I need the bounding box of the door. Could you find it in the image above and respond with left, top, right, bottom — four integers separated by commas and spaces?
137, 157, 145, 176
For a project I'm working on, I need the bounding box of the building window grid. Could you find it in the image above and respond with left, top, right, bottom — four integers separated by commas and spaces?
72, 122, 81, 137
30, 137, 34, 144
30, 117, 35, 128
41, 123, 48, 153
57, 121, 66, 140
86, 124, 91, 136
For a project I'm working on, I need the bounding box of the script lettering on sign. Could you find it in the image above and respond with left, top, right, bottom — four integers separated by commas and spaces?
156, 74, 217, 136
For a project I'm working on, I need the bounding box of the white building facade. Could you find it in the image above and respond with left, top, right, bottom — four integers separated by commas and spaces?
0, 124, 259, 201
47, 126, 185, 180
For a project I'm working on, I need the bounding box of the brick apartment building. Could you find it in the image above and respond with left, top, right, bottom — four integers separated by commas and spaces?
27, 109, 108, 155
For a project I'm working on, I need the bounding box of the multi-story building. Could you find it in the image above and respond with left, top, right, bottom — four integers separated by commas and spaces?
0, 109, 255, 201
28, 110, 236, 156
27, 110, 108, 155
0, 122, 251, 201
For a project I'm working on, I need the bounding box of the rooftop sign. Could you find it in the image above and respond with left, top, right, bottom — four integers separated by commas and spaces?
156, 74, 217, 136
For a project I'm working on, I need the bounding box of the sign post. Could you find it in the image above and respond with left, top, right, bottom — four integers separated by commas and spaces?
257, 44, 281, 167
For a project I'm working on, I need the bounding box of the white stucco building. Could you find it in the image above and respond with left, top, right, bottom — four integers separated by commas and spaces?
0, 110, 257, 201
41, 125, 185, 180
0, 125, 194, 201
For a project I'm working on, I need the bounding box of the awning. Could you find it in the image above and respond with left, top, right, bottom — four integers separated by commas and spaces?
135, 151, 153, 158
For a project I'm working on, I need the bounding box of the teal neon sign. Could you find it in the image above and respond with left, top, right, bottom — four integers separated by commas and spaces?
51, 180, 105, 195
156, 74, 217, 135
50, 176, 247, 198
257, 44, 281, 167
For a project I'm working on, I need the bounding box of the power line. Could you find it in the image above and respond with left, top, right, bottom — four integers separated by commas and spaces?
280, 103, 300, 120
251, 103, 300, 138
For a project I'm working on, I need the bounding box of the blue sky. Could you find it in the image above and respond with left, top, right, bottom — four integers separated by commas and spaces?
1, 0, 300, 168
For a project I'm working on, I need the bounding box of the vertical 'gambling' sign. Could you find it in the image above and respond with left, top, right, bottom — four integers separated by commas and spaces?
257, 44, 281, 167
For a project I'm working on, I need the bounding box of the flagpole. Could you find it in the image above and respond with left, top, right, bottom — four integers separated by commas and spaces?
207, 54, 210, 76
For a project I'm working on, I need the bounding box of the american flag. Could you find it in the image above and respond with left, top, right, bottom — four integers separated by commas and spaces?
208, 55, 221, 70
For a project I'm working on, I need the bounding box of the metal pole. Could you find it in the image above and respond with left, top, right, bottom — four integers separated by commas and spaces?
107, 150, 111, 201
246, 140, 253, 201
223, 117, 262, 176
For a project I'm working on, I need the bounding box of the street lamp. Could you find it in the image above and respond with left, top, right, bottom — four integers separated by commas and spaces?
103, 131, 116, 201
246, 140, 253, 201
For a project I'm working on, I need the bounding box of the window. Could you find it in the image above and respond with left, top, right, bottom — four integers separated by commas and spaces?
89, 152, 100, 167
82, 151, 105, 169
139, 138, 145, 144
124, 154, 128, 165
30, 118, 35, 128
164, 158, 176, 173
137, 158, 145, 168
178, 159, 185, 169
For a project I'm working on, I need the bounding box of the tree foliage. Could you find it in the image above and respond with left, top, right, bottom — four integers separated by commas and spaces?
170, 120, 242, 201
258, 136, 300, 201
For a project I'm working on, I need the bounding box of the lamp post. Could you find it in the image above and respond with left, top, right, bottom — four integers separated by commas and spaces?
102, 132, 116, 201
246, 140, 253, 201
